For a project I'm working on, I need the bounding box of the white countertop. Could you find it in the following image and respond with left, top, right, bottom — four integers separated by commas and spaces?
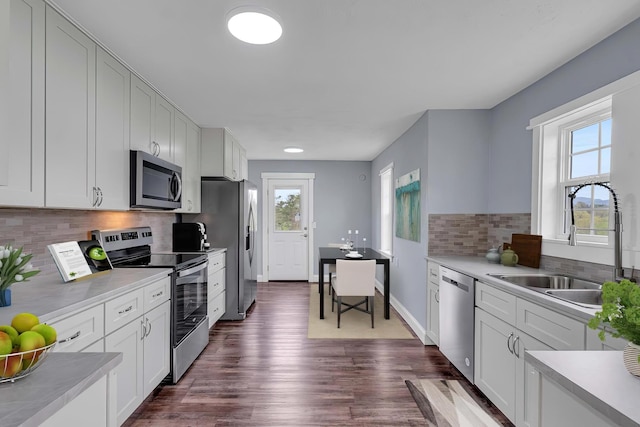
0, 267, 172, 324
0, 352, 122, 427
426, 255, 599, 322
526, 350, 640, 426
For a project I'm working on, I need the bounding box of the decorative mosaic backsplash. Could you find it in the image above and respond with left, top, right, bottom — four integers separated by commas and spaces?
0, 208, 177, 276
428, 213, 531, 257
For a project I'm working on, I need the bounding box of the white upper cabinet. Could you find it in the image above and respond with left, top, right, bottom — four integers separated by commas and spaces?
95, 47, 130, 210
0, 0, 45, 207
130, 74, 175, 163
201, 128, 247, 181
175, 111, 201, 213
45, 5, 97, 208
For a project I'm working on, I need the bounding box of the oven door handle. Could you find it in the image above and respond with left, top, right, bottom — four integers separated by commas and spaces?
178, 261, 208, 278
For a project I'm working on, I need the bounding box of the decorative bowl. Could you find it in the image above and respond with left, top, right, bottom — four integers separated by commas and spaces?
0, 341, 56, 383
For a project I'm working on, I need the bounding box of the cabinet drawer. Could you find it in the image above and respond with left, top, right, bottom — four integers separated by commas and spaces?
208, 252, 225, 273
516, 299, 585, 350
209, 290, 226, 328
105, 288, 144, 335
427, 262, 440, 285
476, 281, 517, 326
51, 304, 104, 352
143, 276, 171, 312
208, 267, 225, 298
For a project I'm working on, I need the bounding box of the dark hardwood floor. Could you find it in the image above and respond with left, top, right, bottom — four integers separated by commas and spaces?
123, 282, 512, 426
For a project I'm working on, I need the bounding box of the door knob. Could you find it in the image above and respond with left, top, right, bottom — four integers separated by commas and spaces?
303, 234, 308, 238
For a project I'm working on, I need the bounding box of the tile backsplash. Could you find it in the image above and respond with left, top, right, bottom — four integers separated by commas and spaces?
428, 212, 616, 283
428, 213, 531, 257
0, 208, 176, 275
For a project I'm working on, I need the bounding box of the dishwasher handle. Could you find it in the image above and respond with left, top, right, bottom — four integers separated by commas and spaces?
442, 276, 470, 292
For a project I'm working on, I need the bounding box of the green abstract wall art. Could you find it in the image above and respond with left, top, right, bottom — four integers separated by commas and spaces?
395, 169, 420, 242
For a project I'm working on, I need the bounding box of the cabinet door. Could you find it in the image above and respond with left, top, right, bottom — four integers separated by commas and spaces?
174, 111, 190, 212
95, 47, 130, 210
474, 308, 516, 422
224, 131, 235, 179
154, 95, 174, 162
45, 5, 96, 208
105, 316, 144, 426
586, 327, 627, 350
130, 74, 155, 155
515, 331, 552, 427
426, 281, 439, 345
142, 300, 170, 396
238, 143, 248, 180
0, 0, 45, 207
183, 119, 201, 212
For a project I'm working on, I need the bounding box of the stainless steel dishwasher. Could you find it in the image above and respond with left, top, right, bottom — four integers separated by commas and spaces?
439, 266, 475, 383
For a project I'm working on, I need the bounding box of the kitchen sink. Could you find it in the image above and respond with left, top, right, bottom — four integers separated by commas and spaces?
488, 274, 601, 290
488, 273, 603, 308
543, 289, 603, 308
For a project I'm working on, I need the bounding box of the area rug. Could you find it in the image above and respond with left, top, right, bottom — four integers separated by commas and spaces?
307, 284, 414, 339
405, 379, 505, 426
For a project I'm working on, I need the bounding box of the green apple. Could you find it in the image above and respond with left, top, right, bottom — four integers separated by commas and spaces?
0, 331, 12, 355
88, 247, 107, 261
18, 331, 45, 360
0, 325, 19, 347
31, 324, 57, 346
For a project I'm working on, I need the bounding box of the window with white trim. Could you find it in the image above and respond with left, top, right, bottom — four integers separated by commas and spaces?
380, 163, 393, 255
533, 98, 612, 245
561, 115, 611, 242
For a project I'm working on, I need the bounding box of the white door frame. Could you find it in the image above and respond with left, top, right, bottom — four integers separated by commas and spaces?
261, 172, 315, 282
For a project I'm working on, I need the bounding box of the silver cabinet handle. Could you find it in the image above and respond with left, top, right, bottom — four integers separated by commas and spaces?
97, 187, 103, 207
59, 330, 81, 343
506, 332, 514, 354
145, 318, 152, 338
92, 187, 99, 207
151, 141, 161, 156
118, 305, 133, 316
141, 319, 146, 341
513, 336, 521, 358
434, 290, 439, 303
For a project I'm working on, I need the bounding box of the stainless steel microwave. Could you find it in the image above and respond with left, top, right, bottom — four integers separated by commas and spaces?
130, 150, 182, 209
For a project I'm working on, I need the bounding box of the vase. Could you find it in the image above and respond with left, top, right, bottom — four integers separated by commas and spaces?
0, 289, 11, 307
623, 342, 640, 376
485, 248, 501, 264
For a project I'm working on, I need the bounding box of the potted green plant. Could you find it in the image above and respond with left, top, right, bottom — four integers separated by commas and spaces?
0, 244, 40, 307
588, 279, 640, 376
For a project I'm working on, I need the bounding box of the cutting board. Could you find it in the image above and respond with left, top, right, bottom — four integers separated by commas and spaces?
504, 234, 542, 268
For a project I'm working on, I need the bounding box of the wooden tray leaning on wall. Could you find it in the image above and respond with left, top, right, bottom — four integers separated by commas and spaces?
503, 233, 542, 268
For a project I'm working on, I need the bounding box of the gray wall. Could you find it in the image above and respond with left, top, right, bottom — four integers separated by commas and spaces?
248, 160, 371, 277
371, 110, 491, 329
488, 17, 640, 213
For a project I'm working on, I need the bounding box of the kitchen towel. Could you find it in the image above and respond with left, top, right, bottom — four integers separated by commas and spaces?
405, 379, 508, 426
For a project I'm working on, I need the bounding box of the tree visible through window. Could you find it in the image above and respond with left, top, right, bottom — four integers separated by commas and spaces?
274, 189, 301, 231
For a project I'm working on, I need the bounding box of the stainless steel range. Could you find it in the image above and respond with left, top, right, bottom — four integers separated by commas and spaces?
92, 226, 209, 384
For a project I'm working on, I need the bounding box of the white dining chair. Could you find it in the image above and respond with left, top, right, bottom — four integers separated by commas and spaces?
331, 259, 376, 328
326, 243, 343, 295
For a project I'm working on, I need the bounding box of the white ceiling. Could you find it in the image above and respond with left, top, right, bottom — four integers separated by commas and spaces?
50, 0, 640, 161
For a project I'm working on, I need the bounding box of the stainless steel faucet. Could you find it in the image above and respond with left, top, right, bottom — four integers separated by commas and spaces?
568, 182, 624, 281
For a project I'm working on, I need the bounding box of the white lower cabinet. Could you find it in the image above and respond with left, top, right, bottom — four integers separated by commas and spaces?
426, 261, 440, 344
105, 313, 144, 425
142, 300, 171, 396
475, 308, 551, 426
586, 326, 628, 350
474, 281, 588, 426
40, 374, 111, 427
51, 304, 104, 353
105, 283, 171, 425
208, 252, 226, 328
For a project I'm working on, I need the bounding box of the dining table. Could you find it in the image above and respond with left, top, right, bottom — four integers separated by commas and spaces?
318, 247, 391, 320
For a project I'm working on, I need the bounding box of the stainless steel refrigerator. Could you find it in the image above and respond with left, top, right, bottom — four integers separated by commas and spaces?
185, 179, 258, 320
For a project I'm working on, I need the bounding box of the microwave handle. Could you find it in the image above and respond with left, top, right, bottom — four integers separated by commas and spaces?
171, 172, 182, 202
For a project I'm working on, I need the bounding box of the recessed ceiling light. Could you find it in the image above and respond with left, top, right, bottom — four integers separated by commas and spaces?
284, 147, 303, 153
227, 7, 282, 45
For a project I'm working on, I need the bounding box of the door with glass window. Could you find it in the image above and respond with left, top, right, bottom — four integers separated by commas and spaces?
267, 179, 309, 280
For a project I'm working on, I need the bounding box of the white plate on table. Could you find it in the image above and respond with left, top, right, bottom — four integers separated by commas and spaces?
345, 252, 363, 259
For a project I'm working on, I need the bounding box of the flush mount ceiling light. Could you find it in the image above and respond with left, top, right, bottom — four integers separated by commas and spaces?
227, 6, 282, 45
284, 146, 303, 153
